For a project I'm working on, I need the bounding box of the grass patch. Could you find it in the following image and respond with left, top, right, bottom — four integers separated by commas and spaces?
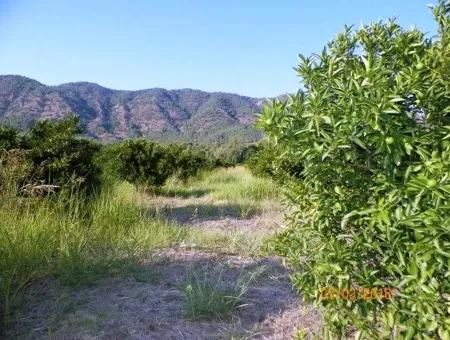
186, 229, 277, 257
164, 166, 280, 202
183, 266, 264, 321
0, 166, 281, 332
160, 166, 281, 218
0, 181, 185, 329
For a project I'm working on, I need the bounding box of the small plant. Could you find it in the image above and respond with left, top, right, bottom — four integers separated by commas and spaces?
183, 267, 262, 321
293, 328, 308, 340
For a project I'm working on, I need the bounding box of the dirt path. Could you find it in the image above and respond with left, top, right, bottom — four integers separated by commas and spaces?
6, 193, 321, 339
147, 194, 284, 232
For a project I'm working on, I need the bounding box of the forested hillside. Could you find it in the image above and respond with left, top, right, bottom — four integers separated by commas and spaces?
0, 75, 264, 143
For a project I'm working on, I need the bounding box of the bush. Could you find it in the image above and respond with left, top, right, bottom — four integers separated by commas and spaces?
24, 115, 100, 194
164, 143, 213, 181
113, 139, 173, 188
102, 140, 215, 188
214, 138, 258, 166
0, 150, 32, 195
0, 125, 22, 151
246, 141, 302, 180
258, 2, 450, 338
0, 115, 100, 196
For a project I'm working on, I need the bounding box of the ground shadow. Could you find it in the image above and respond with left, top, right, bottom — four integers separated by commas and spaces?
159, 203, 261, 224
6, 252, 321, 339
155, 187, 211, 199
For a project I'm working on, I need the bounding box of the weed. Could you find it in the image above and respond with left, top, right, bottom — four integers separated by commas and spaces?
183, 266, 264, 321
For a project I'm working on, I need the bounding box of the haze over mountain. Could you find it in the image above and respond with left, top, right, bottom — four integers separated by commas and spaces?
0, 75, 266, 144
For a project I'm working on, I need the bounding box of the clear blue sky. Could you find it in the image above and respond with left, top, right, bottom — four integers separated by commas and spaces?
0, 0, 439, 97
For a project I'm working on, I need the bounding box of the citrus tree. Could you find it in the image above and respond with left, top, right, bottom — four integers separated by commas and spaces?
25, 114, 100, 194
258, 1, 450, 338
0, 115, 100, 195
163, 143, 213, 181
113, 139, 173, 188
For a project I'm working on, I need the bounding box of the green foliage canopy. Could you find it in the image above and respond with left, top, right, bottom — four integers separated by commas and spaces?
114, 139, 172, 187
258, 2, 450, 338
0, 115, 100, 195
25, 115, 100, 193
109, 139, 214, 188
246, 141, 303, 180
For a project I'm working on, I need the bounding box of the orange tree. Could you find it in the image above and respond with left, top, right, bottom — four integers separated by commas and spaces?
258, 2, 450, 338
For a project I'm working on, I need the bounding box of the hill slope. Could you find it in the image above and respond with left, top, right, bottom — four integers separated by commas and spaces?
0, 75, 265, 143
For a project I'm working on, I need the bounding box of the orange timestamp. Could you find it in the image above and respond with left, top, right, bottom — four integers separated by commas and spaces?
319, 286, 395, 301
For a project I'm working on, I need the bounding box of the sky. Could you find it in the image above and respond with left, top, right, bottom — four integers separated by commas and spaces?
0, 0, 440, 97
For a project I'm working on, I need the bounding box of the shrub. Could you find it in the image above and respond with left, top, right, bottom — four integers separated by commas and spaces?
258, 2, 450, 338
24, 115, 100, 194
245, 142, 278, 178
0, 115, 100, 195
113, 139, 173, 187
0, 150, 32, 195
246, 141, 303, 180
164, 143, 213, 181
0, 125, 22, 151
214, 137, 258, 166
103, 140, 215, 188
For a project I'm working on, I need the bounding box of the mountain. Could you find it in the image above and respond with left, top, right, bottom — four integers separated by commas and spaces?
0, 75, 266, 144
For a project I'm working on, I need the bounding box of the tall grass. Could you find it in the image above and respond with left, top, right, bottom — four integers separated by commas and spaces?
166, 166, 279, 201
0, 180, 185, 329
183, 266, 265, 321
0, 164, 281, 332
162, 166, 281, 216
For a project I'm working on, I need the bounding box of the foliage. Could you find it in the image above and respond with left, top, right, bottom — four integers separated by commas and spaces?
107, 140, 213, 188
214, 137, 258, 166
164, 143, 214, 181
24, 115, 100, 194
112, 139, 173, 188
246, 142, 278, 178
246, 141, 303, 180
0, 124, 22, 150
258, 2, 450, 338
0, 150, 32, 195
0, 115, 100, 195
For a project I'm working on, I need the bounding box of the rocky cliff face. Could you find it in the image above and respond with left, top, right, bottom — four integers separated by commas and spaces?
0, 75, 265, 143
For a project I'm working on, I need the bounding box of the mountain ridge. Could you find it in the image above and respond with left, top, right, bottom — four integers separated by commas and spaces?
0, 75, 267, 144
